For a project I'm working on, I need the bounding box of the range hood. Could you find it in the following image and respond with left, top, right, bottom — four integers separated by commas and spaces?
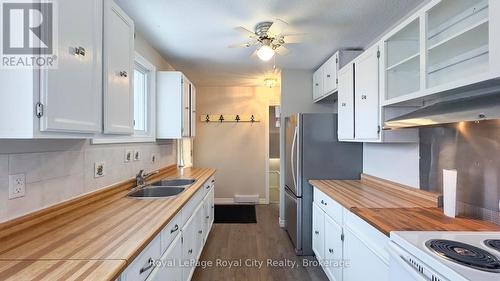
384, 94, 500, 130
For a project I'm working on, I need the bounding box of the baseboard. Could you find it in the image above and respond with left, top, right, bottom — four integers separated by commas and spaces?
279, 218, 286, 228
215, 198, 268, 205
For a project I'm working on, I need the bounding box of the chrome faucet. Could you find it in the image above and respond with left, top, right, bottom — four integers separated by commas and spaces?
135, 170, 159, 189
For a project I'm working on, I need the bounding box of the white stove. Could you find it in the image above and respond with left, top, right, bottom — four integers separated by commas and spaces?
389, 231, 500, 281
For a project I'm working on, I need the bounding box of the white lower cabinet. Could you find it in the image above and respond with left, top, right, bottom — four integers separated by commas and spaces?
312, 186, 389, 281
123, 177, 215, 281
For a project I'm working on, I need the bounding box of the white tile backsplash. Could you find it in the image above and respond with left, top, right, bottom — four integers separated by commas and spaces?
0, 140, 176, 223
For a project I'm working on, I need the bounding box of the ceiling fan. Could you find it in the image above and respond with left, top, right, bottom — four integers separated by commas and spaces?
229, 20, 305, 61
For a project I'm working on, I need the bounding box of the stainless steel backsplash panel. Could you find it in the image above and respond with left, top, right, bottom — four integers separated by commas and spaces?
420, 120, 500, 224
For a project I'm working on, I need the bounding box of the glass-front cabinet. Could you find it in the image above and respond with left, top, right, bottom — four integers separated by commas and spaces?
381, 0, 500, 106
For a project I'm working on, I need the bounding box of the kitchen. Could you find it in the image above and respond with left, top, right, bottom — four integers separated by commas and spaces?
0, 0, 500, 281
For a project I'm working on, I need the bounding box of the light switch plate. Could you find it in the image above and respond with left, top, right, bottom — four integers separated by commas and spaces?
124, 150, 133, 163
133, 150, 141, 161
9, 174, 25, 199
94, 162, 105, 178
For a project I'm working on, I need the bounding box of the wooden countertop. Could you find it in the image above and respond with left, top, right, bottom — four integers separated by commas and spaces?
309, 174, 500, 236
0, 166, 215, 281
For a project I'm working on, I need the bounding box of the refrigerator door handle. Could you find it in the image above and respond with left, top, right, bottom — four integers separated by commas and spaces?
291, 126, 298, 191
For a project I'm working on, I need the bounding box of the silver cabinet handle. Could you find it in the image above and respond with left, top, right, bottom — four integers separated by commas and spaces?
341, 103, 347, 107
198, 230, 203, 234
206, 215, 210, 219
170, 224, 179, 234
139, 258, 153, 274
315, 230, 319, 235
119, 71, 128, 78
329, 249, 334, 254
327, 74, 331, 78
74, 46, 86, 56
206, 185, 210, 189
361, 95, 367, 100
321, 200, 327, 206
188, 249, 193, 254
315, 83, 319, 86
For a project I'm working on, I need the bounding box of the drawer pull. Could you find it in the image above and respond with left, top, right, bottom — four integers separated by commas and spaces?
206, 216, 210, 219
211, 179, 215, 183
170, 224, 179, 233
188, 249, 193, 254
206, 185, 210, 189
315, 230, 319, 235
320, 200, 327, 206
327, 74, 331, 78
119, 71, 128, 78
329, 249, 334, 254
198, 230, 203, 234
139, 258, 153, 274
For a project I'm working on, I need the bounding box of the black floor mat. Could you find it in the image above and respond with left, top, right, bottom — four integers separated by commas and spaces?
214, 205, 257, 224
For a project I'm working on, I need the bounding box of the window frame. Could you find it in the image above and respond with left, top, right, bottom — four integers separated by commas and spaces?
92, 52, 157, 144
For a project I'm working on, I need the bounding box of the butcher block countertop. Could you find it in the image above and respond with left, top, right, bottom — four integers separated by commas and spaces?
309, 174, 500, 236
0, 166, 215, 281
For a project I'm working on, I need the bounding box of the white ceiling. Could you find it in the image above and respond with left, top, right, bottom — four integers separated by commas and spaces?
116, 0, 423, 87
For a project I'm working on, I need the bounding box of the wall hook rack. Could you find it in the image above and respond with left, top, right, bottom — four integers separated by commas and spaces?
200, 114, 260, 123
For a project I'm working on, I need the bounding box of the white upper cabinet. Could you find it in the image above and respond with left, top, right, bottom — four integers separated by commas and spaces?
157, 71, 196, 139
381, 0, 500, 106
337, 63, 355, 140
354, 46, 380, 141
0, 0, 103, 138
313, 50, 362, 102
103, 0, 135, 134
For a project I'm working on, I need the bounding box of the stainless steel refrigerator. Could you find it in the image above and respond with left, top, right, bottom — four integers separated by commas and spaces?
284, 113, 362, 255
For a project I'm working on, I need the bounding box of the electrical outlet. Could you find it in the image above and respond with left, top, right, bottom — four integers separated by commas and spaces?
124, 150, 133, 163
94, 162, 105, 178
134, 150, 141, 161
151, 153, 158, 164
9, 174, 25, 199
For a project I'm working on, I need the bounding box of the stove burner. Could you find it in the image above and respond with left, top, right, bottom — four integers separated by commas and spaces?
426, 239, 500, 273
485, 240, 500, 253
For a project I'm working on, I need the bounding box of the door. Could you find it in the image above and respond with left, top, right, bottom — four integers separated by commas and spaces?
337, 64, 355, 140
312, 202, 324, 261
323, 53, 338, 94
343, 228, 389, 281
39, 0, 102, 133
181, 76, 191, 137
313, 67, 323, 100
147, 234, 182, 281
103, 0, 134, 134
285, 114, 299, 197
354, 45, 380, 140
324, 215, 343, 281
285, 188, 299, 251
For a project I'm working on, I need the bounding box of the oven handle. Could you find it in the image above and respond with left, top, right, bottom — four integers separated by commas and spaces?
387, 243, 430, 281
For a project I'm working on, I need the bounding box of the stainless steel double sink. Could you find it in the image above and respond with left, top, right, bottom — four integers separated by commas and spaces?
127, 178, 196, 199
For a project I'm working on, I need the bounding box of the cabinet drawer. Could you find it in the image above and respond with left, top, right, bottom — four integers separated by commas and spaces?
160, 211, 182, 254
344, 210, 389, 263
181, 186, 204, 226
313, 187, 344, 225
121, 235, 161, 281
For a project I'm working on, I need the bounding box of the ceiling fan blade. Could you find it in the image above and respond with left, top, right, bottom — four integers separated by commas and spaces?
267, 19, 288, 37
234, 26, 257, 38
283, 34, 306, 44
275, 45, 291, 56
228, 40, 258, 48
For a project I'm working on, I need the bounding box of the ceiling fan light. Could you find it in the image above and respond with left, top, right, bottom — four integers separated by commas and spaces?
257, 45, 275, 61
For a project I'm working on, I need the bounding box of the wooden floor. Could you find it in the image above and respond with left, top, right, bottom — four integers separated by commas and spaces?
192, 204, 329, 281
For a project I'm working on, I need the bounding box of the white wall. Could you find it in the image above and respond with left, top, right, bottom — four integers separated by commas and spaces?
363, 143, 420, 187
0, 32, 178, 223
194, 86, 280, 203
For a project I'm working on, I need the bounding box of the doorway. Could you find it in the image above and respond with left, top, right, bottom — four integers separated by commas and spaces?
269, 106, 280, 204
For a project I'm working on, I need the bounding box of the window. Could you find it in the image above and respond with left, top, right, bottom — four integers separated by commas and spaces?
92, 52, 156, 144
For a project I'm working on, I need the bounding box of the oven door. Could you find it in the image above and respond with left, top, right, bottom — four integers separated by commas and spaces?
388, 242, 448, 281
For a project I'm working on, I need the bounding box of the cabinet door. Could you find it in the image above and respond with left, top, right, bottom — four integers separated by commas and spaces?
103, 0, 134, 134
313, 67, 324, 101
147, 234, 182, 281
39, 0, 102, 133
323, 53, 338, 94
324, 215, 343, 281
354, 46, 380, 140
181, 207, 198, 281
181, 76, 191, 137
343, 228, 389, 281
312, 202, 325, 260
189, 83, 196, 137
337, 64, 355, 140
